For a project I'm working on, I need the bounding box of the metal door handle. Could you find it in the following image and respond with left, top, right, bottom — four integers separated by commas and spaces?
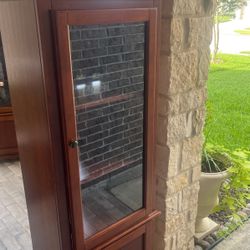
69, 140, 79, 148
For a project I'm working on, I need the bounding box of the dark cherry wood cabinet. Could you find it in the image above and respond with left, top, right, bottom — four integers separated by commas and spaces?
0, 34, 18, 160
0, 0, 160, 249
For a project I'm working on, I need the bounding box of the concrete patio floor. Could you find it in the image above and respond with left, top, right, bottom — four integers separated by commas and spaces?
0, 161, 32, 250
213, 219, 250, 250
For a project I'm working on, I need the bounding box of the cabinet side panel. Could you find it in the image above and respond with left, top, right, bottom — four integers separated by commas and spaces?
0, 1, 68, 249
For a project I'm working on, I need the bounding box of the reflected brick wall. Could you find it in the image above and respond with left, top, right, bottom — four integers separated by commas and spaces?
69, 23, 146, 182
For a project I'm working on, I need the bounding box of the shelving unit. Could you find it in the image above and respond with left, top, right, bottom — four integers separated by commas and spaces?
0, 1, 160, 249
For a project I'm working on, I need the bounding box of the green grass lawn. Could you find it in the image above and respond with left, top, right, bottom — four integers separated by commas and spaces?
204, 54, 250, 151
217, 15, 232, 23
234, 27, 250, 35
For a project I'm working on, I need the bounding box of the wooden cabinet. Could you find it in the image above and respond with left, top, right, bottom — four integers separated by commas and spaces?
0, 0, 160, 249
0, 35, 18, 160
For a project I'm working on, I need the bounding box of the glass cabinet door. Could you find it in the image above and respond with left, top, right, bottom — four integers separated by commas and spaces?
70, 22, 145, 238
54, 9, 157, 249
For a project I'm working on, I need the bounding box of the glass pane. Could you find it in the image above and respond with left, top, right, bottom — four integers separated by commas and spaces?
0, 34, 11, 107
69, 22, 146, 238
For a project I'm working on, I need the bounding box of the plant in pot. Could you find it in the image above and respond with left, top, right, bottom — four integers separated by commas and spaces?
195, 144, 232, 236
196, 144, 250, 237
213, 149, 250, 230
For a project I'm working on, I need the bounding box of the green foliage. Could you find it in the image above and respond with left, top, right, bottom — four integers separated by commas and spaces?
213, 149, 250, 219
216, 15, 233, 23
202, 144, 232, 173
216, 0, 247, 16
234, 28, 250, 35
216, 217, 243, 238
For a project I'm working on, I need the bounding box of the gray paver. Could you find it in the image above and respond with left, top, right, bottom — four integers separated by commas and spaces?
213, 220, 250, 250
0, 161, 32, 249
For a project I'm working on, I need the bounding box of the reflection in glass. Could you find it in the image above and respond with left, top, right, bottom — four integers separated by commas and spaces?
70, 22, 146, 238
0, 34, 11, 107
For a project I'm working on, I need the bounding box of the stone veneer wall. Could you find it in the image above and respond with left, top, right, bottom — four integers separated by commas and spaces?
155, 0, 215, 249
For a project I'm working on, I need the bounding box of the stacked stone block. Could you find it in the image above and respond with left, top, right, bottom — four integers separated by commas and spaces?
155, 0, 215, 249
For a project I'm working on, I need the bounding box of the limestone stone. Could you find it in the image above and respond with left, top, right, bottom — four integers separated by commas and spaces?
158, 193, 179, 222
166, 171, 189, 195
172, 0, 198, 15
167, 113, 187, 144
155, 0, 214, 248
167, 143, 182, 177
179, 87, 207, 113
158, 94, 179, 116
181, 182, 200, 212
170, 234, 178, 250
169, 51, 198, 94
154, 232, 180, 250
198, 48, 211, 81
156, 213, 186, 236
181, 136, 203, 170
169, 17, 202, 52
186, 111, 194, 138
170, 18, 183, 51
186, 109, 205, 137
196, 0, 216, 17
192, 166, 202, 182
198, 17, 214, 47
186, 238, 195, 250
185, 18, 199, 50
192, 108, 206, 136
156, 144, 181, 179
177, 229, 188, 249
187, 209, 199, 229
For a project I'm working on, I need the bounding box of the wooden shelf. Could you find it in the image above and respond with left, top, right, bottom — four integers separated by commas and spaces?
0, 106, 12, 114
75, 93, 135, 111
80, 159, 137, 185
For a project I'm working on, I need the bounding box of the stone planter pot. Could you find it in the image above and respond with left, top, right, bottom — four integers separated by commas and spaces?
195, 170, 229, 235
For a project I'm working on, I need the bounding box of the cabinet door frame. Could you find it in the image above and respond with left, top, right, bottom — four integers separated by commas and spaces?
53, 8, 158, 250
